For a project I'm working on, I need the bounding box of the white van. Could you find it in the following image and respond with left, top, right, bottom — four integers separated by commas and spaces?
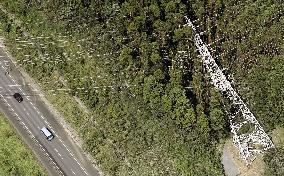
40, 127, 54, 141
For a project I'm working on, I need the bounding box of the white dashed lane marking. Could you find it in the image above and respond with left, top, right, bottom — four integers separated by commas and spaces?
71, 169, 76, 175
54, 148, 60, 156
1, 67, 91, 176
54, 148, 64, 160
74, 158, 79, 163
8, 84, 20, 87
62, 142, 67, 148
37, 110, 41, 115
73, 157, 87, 172
0, 55, 68, 175
59, 139, 75, 157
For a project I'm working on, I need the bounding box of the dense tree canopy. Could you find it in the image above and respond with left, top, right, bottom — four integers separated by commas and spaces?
0, 0, 282, 175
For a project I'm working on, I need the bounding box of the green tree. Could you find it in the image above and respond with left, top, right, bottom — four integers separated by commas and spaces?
264, 147, 284, 176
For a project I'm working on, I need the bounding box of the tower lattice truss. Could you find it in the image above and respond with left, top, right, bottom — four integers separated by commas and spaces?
185, 17, 274, 165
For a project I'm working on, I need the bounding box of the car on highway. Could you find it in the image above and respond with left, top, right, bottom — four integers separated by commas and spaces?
41, 127, 54, 141
13, 93, 23, 103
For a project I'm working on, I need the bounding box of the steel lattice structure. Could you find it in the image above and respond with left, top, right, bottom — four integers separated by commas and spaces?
185, 17, 274, 165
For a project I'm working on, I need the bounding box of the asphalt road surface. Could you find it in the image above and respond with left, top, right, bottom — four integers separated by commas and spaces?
0, 47, 100, 175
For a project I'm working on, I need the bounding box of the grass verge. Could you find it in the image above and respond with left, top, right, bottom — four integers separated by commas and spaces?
0, 112, 47, 175
225, 127, 284, 176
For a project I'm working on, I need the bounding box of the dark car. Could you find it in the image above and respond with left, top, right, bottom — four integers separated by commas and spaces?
13, 93, 23, 103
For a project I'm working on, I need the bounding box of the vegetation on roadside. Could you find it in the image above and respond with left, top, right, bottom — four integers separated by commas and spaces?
264, 147, 284, 176
0, 113, 47, 175
0, 0, 282, 175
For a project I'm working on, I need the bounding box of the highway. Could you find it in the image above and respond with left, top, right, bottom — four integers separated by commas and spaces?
0, 46, 100, 175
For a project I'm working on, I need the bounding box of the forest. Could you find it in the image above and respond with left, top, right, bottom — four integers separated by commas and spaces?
0, 0, 283, 175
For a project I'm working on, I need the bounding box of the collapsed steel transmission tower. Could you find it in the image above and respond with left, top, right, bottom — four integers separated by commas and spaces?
185, 17, 274, 165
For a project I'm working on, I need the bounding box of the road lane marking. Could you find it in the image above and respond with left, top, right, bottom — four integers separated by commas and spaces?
8, 84, 21, 87
74, 158, 86, 172
1, 51, 67, 176
36, 110, 40, 114
27, 130, 32, 135
61, 142, 76, 157
0, 69, 89, 176
71, 169, 76, 175
60, 141, 75, 157
74, 158, 79, 163
78, 164, 85, 172
44, 120, 52, 128
54, 148, 63, 159
62, 143, 67, 148
47, 124, 52, 129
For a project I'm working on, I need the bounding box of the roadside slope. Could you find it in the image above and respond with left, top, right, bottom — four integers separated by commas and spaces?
0, 112, 47, 175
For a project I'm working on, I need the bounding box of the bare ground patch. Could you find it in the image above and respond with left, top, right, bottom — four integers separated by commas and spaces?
224, 139, 265, 176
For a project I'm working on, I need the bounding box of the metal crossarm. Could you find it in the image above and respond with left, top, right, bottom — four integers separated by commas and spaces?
185, 17, 274, 164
